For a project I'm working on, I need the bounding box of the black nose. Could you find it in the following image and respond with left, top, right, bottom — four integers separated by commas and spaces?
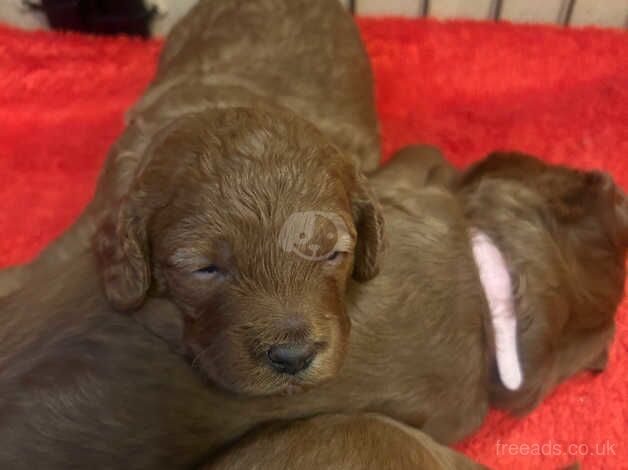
267, 343, 316, 375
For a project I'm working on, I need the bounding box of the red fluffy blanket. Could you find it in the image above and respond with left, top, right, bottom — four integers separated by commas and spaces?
0, 18, 626, 470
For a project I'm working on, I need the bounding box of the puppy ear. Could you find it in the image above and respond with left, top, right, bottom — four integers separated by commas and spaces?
608, 182, 628, 249
615, 188, 628, 248
590, 171, 628, 249
94, 199, 151, 312
351, 170, 385, 281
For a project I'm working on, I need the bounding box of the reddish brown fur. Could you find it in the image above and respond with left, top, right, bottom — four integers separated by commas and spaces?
457, 151, 628, 411
207, 414, 488, 470
0, 255, 268, 470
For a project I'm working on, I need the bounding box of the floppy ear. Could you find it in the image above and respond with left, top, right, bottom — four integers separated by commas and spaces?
351, 170, 385, 281
606, 175, 628, 249
589, 171, 628, 249
94, 198, 151, 312
615, 187, 628, 248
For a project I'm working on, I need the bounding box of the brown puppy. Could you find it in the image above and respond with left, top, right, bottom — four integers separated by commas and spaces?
456, 152, 628, 412
0, 0, 380, 298
98, 143, 626, 443
207, 414, 488, 470
100, 143, 626, 444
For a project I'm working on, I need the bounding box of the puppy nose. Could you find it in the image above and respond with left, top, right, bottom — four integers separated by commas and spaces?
267, 343, 316, 375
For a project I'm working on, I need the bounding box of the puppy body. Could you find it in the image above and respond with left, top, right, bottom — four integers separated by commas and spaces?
362, 147, 627, 420
134, 0, 380, 171
0, 253, 263, 470
0, 0, 379, 298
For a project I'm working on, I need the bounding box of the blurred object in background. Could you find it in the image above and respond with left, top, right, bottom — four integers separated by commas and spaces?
0, 0, 48, 30
0, 0, 196, 37
149, 0, 197, 36
353, 0, 627, 28
22, 0, 157, 37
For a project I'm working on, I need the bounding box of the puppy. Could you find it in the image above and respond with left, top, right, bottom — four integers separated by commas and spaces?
1, 146, 624, 467
99, 142, 626, 445
0, 0, 380, 298
207, 414, 488, 470
456, 151, 628, 412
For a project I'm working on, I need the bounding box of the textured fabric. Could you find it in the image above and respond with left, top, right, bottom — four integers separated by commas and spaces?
0, 18, 626, 470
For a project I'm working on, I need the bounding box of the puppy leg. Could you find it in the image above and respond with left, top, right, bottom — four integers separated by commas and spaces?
206, 413, 488, 470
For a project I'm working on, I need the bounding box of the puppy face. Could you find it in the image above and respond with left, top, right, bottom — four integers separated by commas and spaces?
95, 108, 384, 396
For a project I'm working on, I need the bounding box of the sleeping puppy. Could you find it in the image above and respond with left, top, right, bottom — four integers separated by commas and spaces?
98, 142, 626, 446
91, 141, 485, 445
0, 0, 380, 298
369, 145, 626, 419
0, 106, 383, 469
456, 152, 628, 413
1, 144, 624, 467
207, 413, 488, 470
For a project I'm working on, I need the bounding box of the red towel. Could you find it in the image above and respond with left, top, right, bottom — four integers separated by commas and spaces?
0, 18, 626, 470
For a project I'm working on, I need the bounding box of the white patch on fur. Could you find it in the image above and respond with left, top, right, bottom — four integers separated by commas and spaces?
470, 229, 523, 391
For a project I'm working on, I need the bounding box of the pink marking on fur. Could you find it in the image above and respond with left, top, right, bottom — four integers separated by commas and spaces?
470, 229, 523, 391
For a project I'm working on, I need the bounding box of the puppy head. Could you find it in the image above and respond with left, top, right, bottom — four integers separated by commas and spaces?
95, 108, 384, 395
461, 153, 627, 408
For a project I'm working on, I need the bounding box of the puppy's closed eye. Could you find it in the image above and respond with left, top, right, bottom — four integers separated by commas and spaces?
194, 264, 224, 277
168, 243, 233, 279
326, 249, 352, 266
